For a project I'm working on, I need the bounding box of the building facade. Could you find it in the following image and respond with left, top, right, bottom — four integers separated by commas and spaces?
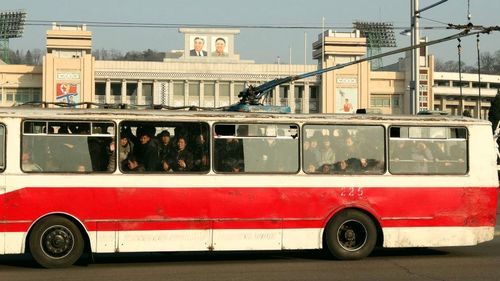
0, 23, 498, 118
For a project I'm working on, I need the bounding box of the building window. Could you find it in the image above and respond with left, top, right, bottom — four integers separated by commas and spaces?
219, 83, 230, 97
309, 86, 318, 99
392, 97, 400, 106
110, 82, 121, 96
371, 95, 400, 109
280, 86, 289, 99
142, 83, 153, 98
452, 81, 469, 88
189, 82, 200, 97
434, 80, 450, 87
234, 83, 245, 97
472, 82, 487, 88
173, 82, 184, 97
3, 88, 41, 104
126, 83, 138, 96
95, 82, 105, 96
295, 86, 304, 99
490, 83, 500, 90
204, 83, 215, 97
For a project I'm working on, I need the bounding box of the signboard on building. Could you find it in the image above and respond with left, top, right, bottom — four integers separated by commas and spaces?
57, 73, 81, 80
336, 77, 357, 84
336, 88, 357, 113
56, 83, 80, 104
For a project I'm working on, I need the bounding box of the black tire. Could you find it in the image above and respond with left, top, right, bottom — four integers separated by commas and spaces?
28, 216, 84, 268
324, 210, 377, 260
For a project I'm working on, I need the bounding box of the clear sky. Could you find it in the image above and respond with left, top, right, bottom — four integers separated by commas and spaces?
2, 0, 500, 66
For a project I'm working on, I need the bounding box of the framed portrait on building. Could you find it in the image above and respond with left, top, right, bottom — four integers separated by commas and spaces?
336, 88, 357, 113
189, 35, 208, 57
211, 36, 228, 57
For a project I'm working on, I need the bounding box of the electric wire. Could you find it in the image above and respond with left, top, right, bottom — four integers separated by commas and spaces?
23, 19, 449, 31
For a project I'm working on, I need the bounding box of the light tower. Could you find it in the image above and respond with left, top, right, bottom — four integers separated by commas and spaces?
0, 10, 26, 64
353, 21, 396, 70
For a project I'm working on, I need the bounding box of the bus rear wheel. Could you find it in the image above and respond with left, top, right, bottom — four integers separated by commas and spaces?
28, 216, 84, 268
325, 210, 377, 260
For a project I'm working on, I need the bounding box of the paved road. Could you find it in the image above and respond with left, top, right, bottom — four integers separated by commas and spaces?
1, 237, 499, 281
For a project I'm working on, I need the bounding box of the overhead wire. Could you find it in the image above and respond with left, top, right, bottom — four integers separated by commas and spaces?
23, 19, 449, 31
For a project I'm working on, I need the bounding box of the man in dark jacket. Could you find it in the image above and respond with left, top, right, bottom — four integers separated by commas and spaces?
135, 131, 160, 171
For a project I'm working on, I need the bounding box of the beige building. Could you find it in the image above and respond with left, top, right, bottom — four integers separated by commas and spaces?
0, 23, 499, 118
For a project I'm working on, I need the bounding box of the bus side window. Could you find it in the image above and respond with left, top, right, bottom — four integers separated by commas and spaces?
389, 126, 467, 175
303, 125, 385, 175
213, 123, 299, 174
119, 121, 210, 174
21, 121, 115, 173
0, 125, 5, 172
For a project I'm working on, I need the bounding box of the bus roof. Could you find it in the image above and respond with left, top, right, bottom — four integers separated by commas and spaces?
0, 106, 491, 126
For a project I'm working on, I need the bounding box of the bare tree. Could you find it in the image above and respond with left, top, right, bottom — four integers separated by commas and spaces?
25, 50, 34, 65
32, 49, 43, 65
480, 52, 496, 74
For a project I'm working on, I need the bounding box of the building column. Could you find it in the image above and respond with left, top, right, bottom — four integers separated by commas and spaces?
184, 80, 189, 106
151, 80, 157, 106
199, 81, 205, 107
121, 79, 127, 104
229, 81, 235, 104
289, 82, 295, 112
303, 82, 310, 113
214, 80, 220, 107
440, 96, 446, 111
274, 86, 280, 106
168, 80, 174, 106
137, 80, 143, 105
105, 79, 111, 104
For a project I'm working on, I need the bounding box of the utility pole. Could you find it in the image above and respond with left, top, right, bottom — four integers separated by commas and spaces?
410, 0, 419, 115
410, 0, 449, 115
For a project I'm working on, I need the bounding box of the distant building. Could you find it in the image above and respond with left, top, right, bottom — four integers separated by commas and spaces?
0, 23, 498, 118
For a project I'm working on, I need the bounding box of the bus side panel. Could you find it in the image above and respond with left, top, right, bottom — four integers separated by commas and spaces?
0, 187, 4, 254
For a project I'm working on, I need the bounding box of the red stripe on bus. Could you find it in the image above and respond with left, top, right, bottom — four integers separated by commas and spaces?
1, 187, 497, 232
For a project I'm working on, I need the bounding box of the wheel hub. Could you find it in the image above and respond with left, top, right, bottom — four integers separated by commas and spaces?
337, 219, 367, 252
41, 225, 74, 259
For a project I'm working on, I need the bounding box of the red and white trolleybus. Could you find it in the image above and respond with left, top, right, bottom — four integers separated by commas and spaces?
0, 107, 497, 267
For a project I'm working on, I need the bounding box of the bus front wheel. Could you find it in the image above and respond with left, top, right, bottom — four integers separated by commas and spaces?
28, 216, 84, 268
325, 210, 377, 260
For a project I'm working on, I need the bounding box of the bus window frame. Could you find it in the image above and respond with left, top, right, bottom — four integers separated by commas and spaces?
388, 125, 469, 175
118, 120, 211, 175
212, 122, 300, 174
301, 123, 387, 175
20, 119, 117, 174
0, 124, 5, 172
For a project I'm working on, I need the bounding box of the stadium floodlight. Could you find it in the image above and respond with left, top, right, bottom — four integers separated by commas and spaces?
0, 10, 27, 64
353, 21, 396, 70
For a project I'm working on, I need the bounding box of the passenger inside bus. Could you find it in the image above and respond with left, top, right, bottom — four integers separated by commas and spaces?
134, 130, 160, 171
21, 151, 42, 172
124, 153, 145, 172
